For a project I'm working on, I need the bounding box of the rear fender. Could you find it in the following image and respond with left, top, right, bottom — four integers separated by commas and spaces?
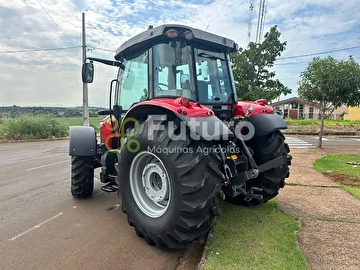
69, 126, 97, 156
246, 113, 287, 138
120, 104, 234, 141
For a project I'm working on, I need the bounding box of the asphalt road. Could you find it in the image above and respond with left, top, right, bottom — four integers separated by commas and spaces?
0, 140, 200, 270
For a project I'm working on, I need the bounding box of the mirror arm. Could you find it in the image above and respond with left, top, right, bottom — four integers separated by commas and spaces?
85, 57, 124, 69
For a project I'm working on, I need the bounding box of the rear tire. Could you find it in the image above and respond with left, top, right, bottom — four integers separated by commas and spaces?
118, 117, 222, 250
227, 130, 291, 206
71, 156, 94, 198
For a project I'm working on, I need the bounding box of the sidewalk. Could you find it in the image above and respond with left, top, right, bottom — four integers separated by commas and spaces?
277, 146, 360, 270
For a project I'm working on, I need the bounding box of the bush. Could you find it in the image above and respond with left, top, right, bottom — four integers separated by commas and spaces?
3, 115, 68, 140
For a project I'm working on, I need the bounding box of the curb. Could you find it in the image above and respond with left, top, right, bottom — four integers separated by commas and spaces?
196, 229, 213, 270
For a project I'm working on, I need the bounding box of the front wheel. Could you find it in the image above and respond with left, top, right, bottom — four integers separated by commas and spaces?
118, 117, 222, 250
71, 156, 94, 198
226, 130, 291, 206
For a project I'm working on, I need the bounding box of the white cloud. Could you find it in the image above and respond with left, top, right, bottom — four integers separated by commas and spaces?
0, 0, 359, 106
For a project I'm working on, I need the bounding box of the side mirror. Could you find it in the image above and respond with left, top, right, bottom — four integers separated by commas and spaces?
82, 62, 94, 83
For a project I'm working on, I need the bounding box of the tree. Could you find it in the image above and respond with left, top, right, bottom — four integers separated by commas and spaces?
298, 56, 360, 148
230, 25, 291, 101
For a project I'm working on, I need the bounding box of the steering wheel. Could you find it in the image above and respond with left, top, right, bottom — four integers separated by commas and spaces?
211, 96, 222, 101
158, 83, 169, 91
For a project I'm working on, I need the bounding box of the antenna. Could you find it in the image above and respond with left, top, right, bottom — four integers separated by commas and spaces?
255, 0, 268, 43
247, 0, 255, 44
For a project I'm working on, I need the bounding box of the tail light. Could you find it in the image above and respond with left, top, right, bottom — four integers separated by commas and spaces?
180, 96, 190, 107
255, 99, 268, 105
166, 29, 178, 38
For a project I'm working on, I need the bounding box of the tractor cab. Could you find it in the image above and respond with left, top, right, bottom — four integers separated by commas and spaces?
83, 24, 239, 120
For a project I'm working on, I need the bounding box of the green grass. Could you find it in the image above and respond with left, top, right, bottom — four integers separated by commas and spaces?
314, 154, 360, 200
0, 119, 4, 138
314, 154, 360, 180
204, 200, 308, 270
0, 116, 103, 140
341, 186, 360, 200
285, 119, 360, 126
2, 115, 68, 140
55, 116, 102, 129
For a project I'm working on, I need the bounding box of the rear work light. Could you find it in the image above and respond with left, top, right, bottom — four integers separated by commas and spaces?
166, 29, 178, 38
184, 30, 194, 40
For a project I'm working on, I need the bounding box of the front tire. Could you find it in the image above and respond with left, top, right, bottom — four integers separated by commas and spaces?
71, 156, 94, 198
227, 130, 291, 206
118, 117, 222, 250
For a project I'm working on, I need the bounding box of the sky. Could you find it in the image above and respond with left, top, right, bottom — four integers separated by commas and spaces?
0, 0, 359, 107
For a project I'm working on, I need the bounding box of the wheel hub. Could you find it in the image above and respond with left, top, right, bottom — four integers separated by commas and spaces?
129, 151, 171, 218
142, 163, 168, 203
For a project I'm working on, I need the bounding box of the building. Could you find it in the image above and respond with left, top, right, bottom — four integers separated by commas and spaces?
270, 97, 347, 120
344, 107, 360, 120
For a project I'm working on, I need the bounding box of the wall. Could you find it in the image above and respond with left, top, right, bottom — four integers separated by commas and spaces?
344, 106, 360, 120
273, 102, 321, 119
303, 104, 321, 119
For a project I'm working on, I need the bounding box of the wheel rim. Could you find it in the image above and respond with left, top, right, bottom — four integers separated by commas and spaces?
129, 151, 171, 218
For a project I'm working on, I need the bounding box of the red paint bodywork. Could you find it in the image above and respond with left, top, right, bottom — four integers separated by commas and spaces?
99, 97, 214, 148
100, 97, 275, 148
100, 115, 119, 148
234, 99, 275, 117
126, 97, 215, 118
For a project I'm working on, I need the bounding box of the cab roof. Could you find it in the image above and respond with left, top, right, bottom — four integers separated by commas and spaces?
114, 24, 238, 60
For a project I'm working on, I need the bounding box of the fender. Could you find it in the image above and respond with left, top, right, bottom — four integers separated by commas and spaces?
121, 102, 234, 141
177, 115, 234, 141
246, 113, 287, 138
69, 126, 97, 156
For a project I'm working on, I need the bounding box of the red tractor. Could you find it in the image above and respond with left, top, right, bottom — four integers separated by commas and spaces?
69, 24, 291, 250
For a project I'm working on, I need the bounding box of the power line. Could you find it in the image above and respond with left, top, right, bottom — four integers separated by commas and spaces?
88, 46, 115, 52
278, 45, 360, 60
274, 61, 310, 66
94, 47, 115, 52
36, 0, 77, 47
0, 45, 115, 54
0, 46, 81, 54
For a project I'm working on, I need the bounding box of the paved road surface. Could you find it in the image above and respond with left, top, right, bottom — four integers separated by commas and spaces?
0, 140, 200, 270
285, 136, 360, 148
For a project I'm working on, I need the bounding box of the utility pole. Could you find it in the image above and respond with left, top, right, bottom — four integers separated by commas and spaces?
82, 12, 89, 126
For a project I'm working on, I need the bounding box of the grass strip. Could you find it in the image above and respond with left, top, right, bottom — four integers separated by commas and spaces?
204, 200, 308, 270
314, 154, 360, 200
